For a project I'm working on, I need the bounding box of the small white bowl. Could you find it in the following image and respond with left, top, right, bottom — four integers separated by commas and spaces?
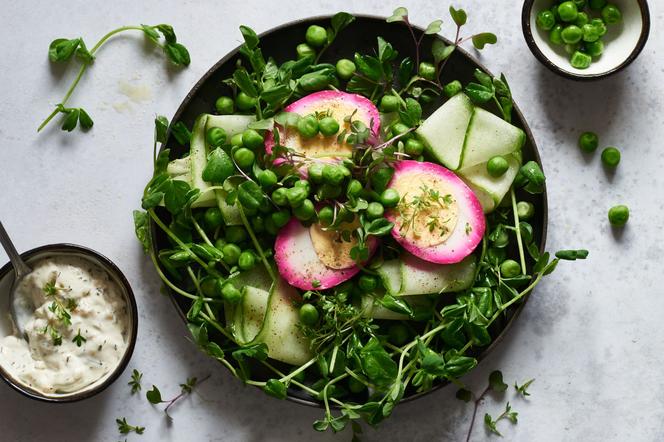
522, 0, 650, 80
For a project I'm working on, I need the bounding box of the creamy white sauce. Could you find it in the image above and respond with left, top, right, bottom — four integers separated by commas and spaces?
0, 256, 129, 395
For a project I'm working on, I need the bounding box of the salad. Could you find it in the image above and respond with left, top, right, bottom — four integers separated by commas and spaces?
134, 9, 587, 434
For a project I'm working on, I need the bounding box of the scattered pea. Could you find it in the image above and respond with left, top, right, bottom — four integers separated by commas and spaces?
319, 116, 340, 136
257, 169, 278, 189
271, 210, 291, 228
225, 226, 247, 244
380, 189, 400, 208
299, 304, 320, 326
308, 162, 325, 184
293, 199, 315, 221
549, 24, 564, 45
236, 91, 257, 111
500, 259, 521, 278
608, 205, 629, 226
582, 23, 601, 42
305, 25, 327, 47
286, 186, 308, 208
366, 202, 384, 219
233, 147, 255, 168
578, 131, 599, 152
206, 127, 227, 148
571, 51, 592, 69
296, 43, 315, 59
215, 96, 234, 115
322, 164, 345, 186
336, 58, 356, 80
238, 251, 256, 270
443, 80, 463, 98
222, 243, 242, 265
602, 3, 622, 24
230, 133, 244, 147
347, 179, 363, 198
297, 115, 319, 138
242, 129, 264, 151
379, 95, 399, 112
220, 283, 242, 304
585, 40, 604, 57
561, 25, 583, 44
574, 11, 589, 27
404, 138, 424, 156
558, 1, 579, 22
391, 122, 411, 138
358, 275, 378, 291
272, 187, 289, 206
318, 206, 334, 227
601, 147, 621, 167
418, 62, 436, 81
487, 156, 509, 177
536, 10, 556, 31
203, 207, 223, 230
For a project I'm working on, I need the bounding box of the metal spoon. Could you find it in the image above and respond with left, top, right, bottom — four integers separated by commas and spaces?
0, 221, 33, 337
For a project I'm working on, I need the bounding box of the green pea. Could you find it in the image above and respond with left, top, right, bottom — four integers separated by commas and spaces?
242, 129, 264, 151
230, 133, 244, 147
500, 259, 521, 278
578, 132, 599, 152
236, 91, 257, 111
380, 189, 400, 208
225, 226, 247, 244
585, 40, 604, 57
487, 247, 507, 265
214, 238, 226, 250
418, 62, 436, 81
206, 127, 227, 148
536, 10, 556, 31
251, 215, 265, 233
336, 58, 356, 80
608, 205, 629, 226
233, 147, 255, 169
602, 4, 622, 24
492, 229, 509, 248
322, 164, 345, 186
388, 324, 410, 346
366, 202, 384, 220
487, 156, 509, 177
601, 147, 620, 167
271, 210, 291, 228
404, 138, 424, 156
379, 95, 399, 112
293, 199, 315, 221
238, 251, 256, 270
589, 0, 607, 10
582, 23, 601, 42
204, 207, 223, 230
571, 51, 592, 69
272, 187, 289, 206
286, 186, 308, 208
295, 179, 311, 194
257, 170, 278, 189
558, 1, 578, 22
574, 11, 589, 27
296, 43, 315, 59
391, 122, 411, 138
305, 25, 327, 47
339, 207, 355, 224
199, 276, 219, 297
215, 96, 234, 115
561, 25, 583, 44
358, 275, 378, 291
220, 282, 243, 304
591, 18, 608, 36
307, 163, 324, 184
319, 116, 340, 136
299, 73, 330, 92
573, 0, 587, 8
347, 179, 363, 198
222, 243, 241, 265
299, 304, 320, 326
565, 43, 580, 55
317, 183, 342, 200
318, 206, 334, 227
348, 376, 366, 393
549, 24, 564, 45
443, 80, 463, 98
297, 115, 319, 138
516, 201, 535, 220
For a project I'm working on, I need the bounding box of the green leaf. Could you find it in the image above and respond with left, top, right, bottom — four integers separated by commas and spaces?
263, 379, 287, 399
171, 121, 192, 145
48, 38, 81, 62
484, 413, 502, 436
359, 337, 397, 389
397, 57, 414, 86
354, 53, 382, 81
533, 251, 550, 274
141, 24, 160, 43
164, 43, 191, 66
473, 69, 493, 88
378, 294, 413, 316
75, 40, 94, 64
155, 115, 169, 144
425, 19, 443, 35
154, 24, 176, 44
61, 108, 79, 132
233, 68, 258, 98
239, 25, 259, 49
163, 180, 192, 214
456, 388, 472, 402
386, 7, 408, 23
432, 39, 455, 64
377, 37, 397, 63
132, 210, 151, 253
555, 249, 589, 260
78, 108, 94, 129
472, 32, 498, 50
464, 82, 494, 103
443, 353, 477, 378
515, 161, 546, 194
146, 385, 162, 404
364, 218, 394, 236
489, 370, 508, 392
313, 419, 329, 432
398, 98, 422, 127
237, 180, 265, 211
205, 341, 225, 360
330, 12, 355, 38
515, 378, 535, 396
141, 191, 163, 210
449, 6, 468, 26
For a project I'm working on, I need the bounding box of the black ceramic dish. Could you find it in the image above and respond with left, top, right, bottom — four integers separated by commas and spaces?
522, 0, 650, 81
0, 244, 138, 402
151, 14, 548, 408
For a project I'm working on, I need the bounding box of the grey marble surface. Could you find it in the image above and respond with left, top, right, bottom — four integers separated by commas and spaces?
1, 0, 663, 441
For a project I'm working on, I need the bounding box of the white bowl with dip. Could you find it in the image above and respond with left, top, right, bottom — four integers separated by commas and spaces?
0, 244, 138, 402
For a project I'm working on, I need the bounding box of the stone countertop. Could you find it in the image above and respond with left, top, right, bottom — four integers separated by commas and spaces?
1, 0, 663, 441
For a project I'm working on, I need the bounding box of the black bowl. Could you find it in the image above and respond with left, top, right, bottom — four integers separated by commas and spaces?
522, 0, 650, 81
0, 244, 138, 402
152, 14, 548, 408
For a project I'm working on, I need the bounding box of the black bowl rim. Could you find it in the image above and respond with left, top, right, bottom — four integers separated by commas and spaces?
159, 13, 549, 409
0, 243, 139, 403
521, 0, 651, 81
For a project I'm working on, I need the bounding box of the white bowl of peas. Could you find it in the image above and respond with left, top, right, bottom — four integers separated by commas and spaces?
522, 0, 650, 80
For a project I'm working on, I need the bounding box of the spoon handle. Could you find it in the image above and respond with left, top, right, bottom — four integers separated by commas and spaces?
0, 221, 31, 278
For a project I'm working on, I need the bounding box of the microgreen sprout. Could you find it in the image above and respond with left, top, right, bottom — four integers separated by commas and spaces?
116, 417, 145, 435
